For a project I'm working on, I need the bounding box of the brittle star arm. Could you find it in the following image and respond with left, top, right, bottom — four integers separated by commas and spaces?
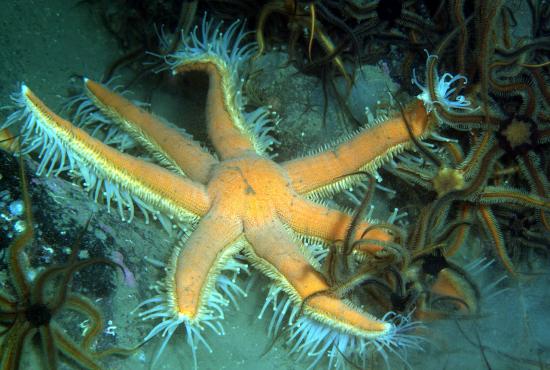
282, 101, 430, 195
19, 86, 211, 220
83, 79, 218, 184
244, 217, 392, 337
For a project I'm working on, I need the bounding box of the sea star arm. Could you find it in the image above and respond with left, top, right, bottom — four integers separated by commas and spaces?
245, 218, 392, 337
280, 196, 392, 253
173, 211, 244, 319
173, 63, 257, 160
282, 101, 430, 195
14, 86, 211, 220
83, 78, 218, 183
163, 17, 276, 162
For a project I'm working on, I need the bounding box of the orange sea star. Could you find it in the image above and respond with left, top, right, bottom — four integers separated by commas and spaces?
3, 17, 431, 369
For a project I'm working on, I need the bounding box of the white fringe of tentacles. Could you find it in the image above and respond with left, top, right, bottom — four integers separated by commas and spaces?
136, 254, 250, 369
258, 285, 425, 370
163, 13, 280, 157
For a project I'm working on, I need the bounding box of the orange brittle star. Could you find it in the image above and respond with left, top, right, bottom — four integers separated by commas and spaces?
2, 16, 430, 369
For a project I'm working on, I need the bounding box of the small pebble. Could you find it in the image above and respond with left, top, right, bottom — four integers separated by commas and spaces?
14, 220, 26, 233
9, 200, 24, 217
